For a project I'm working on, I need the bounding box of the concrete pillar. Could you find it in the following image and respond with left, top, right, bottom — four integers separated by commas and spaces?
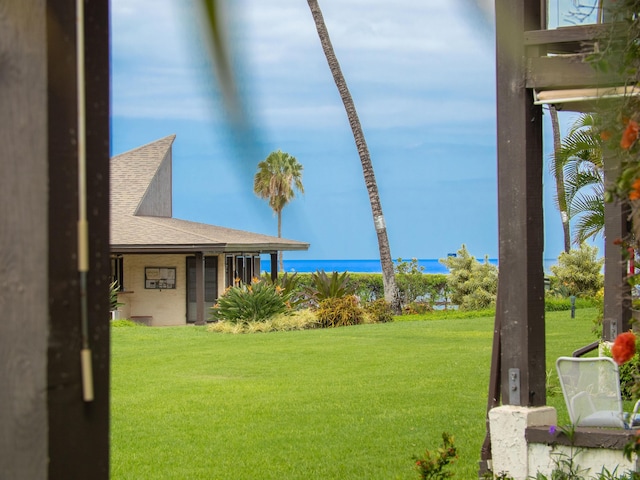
489, 405, 557, 479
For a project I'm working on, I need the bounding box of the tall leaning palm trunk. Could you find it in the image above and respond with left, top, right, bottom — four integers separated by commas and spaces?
306, 0, 400, 311
549, 105, 571, 253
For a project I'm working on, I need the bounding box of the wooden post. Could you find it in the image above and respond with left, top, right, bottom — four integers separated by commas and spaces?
1, 0, 110, 477
46, 0, 110, 477
603, 151, 632, 341
495, 0, 546, 407
271, 252, 278, 282
0, 1, 49, 477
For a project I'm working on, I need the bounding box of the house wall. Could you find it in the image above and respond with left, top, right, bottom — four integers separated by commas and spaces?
135, 150, 172, 217
114, 253, 261, 326
117, 254, 187, 326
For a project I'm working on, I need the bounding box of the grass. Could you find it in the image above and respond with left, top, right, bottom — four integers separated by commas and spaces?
111, 308, 599, 479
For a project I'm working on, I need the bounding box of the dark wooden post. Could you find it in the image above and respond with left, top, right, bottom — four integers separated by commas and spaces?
0, 0, 110, 479
2, 0, 110, 477
46, 0, 111, 478
1, 1, 49, 477
195, 252, 206, 325
271, 252, 278, 282
603, 151, 632, 341
495, 0, 546, 407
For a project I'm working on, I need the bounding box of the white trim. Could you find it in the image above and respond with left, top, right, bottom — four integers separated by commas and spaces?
533, 85, 640, 106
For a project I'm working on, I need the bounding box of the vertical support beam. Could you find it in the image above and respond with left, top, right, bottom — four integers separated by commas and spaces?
47, 0, 110, 478
0, 1, 48, 477
495, 0, 546, 406
603, 152, 631, 341
195, 252, 205, 325
271, 252, 278, 282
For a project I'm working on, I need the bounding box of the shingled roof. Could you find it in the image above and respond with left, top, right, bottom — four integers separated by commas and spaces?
110, 135, 309, 254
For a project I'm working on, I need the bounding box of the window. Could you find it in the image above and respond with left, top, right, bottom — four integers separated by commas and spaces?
225, 254, 260, 287
144, 267, 176, 289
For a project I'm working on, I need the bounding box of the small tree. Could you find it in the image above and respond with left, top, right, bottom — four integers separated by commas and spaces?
549, 243, 604, 297
394, 258, 429, 309
439, 245, 498, 310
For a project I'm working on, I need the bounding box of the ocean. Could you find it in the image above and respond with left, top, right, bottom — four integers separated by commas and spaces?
281, 258, 557, 274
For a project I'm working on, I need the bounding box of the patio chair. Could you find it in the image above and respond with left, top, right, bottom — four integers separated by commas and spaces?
556, 356, 640, 429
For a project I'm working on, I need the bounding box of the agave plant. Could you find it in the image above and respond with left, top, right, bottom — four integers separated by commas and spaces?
305, 270, 355, 308
211, 278, 292, 324
109, 280, 124, 312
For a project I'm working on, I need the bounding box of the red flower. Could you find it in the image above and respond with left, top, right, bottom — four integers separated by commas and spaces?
630, 178, 640, 201
600, 130, 612, 141
612, 331, 637, 365
621, 120, 639, 150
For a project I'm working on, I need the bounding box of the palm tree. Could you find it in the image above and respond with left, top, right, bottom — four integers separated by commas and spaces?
254, 150, 304, 272
306, 0, 400, 312
548, 105, 572, 252
553, 113, 605, 245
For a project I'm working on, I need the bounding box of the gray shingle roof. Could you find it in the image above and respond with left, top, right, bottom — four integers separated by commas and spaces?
110, 135, 309, 254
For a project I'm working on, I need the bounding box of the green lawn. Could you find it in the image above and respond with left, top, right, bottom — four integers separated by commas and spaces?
111, 308, 599, 479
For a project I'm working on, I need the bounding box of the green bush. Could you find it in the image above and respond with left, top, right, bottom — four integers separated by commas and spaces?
207, 309, 319, 334
403, 301, 434, 315
544, 296, 595, 312
349, 273, 384, 302
281, 272, 448, 311
305, 270, 355, 306
110, 280, 124, 312
549, 243, 604, 297
394, 258, 449, 310
211, 279, 291, 324
439, 245, 498, 310
110, 319, 141, 328
315, 295, 364, 328
365, 298, 394, 323
263, 272, 306, 309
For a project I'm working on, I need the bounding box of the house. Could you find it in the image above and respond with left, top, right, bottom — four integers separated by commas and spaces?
110, 135, 309, 326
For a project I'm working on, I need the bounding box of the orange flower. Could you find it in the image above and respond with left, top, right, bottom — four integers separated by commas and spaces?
612, 331, 637, 365
621, 120, 639, 149
630, 178, 640, 201
600, 130, 612, 141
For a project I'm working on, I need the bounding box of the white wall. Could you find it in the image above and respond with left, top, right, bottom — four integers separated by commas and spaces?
117, 254, 187, 326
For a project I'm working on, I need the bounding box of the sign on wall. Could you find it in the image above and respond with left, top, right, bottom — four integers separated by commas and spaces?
145, 267, 176, 289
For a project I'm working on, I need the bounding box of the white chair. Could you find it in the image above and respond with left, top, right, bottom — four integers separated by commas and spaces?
556, 356, 640, 429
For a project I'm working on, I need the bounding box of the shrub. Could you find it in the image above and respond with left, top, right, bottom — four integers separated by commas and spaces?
403, 302, 433, 315
549, 243, 604, 297
110, 280, 124, 312
315, 295, 364, 328
413, 432, 457, 480
305, 270, 355, 306
211, 279, 291, 324
264, 272, 306, 309
349, 273, 384, 302
110, 319, 141, 328
601, 342, 640, 401
365, 298, 394, 323
394, 258, 449, 310
207, 309, 319, 334
544, 295, 596, 312
439, 245, 498, 311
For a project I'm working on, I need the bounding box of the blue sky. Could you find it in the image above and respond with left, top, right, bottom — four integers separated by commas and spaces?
110, 0, 601, 263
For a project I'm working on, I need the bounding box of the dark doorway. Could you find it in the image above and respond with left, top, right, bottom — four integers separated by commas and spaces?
186, 256, 218, 323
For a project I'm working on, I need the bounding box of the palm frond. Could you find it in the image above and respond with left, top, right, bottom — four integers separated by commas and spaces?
198, 0, 242, 121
